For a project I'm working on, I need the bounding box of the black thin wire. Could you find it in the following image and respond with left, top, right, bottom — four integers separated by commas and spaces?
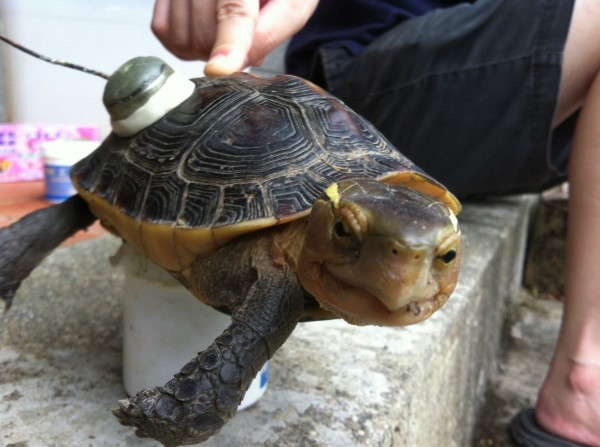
0, 35, 109, 80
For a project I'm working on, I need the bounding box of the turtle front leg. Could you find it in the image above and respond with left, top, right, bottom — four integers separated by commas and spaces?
112, 271, 304, 446
0, 194, 97, 309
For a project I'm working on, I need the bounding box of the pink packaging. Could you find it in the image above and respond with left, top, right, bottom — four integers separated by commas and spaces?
0, 124, 100, 183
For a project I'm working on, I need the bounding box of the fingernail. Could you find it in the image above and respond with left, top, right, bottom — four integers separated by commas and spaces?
205, 49, 247, 77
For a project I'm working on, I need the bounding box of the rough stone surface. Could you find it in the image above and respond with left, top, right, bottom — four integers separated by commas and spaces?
471, 288, 562, 446
523, 186, 568, 300
0, 197, 534, 447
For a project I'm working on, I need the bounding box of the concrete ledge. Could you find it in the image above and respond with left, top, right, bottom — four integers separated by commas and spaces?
0, 197, 534, 447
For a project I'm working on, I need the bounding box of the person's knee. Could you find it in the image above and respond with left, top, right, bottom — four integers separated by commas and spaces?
554, 0, 600, 126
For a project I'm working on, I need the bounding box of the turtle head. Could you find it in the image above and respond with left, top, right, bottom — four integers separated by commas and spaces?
297, 178, 461, 326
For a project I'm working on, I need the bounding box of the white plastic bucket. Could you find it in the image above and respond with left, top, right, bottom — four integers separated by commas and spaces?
117, 244, 269, 410
41, 139, 98, 202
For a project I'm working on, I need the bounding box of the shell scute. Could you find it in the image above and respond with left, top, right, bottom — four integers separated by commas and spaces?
265, 174, 322, 220
72, 134, 125, 194
94, 152, 129, 207
215, 183, 270, 227
129, 131, 191, 174
142, 174, 188, 224
181, 98, 311, 185
114, 164, 151, 218
179, 182, 222, 228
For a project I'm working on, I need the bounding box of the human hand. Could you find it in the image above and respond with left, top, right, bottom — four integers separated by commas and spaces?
151, 0, 319, 76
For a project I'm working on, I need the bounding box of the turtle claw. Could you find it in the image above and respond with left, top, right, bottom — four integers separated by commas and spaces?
113, 401, 153, 440
113, 398, 142, 421
112, 387, 200, 447
112, 388, 164, 429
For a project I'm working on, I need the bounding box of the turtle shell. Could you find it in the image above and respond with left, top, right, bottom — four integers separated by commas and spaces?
71, 73, 458, 272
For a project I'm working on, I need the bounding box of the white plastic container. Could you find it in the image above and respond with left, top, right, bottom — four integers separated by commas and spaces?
117, 244, 269, 410
41, 139, 98, 202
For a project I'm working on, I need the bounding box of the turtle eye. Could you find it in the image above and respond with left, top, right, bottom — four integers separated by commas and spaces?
334, 220, 350, 238
437, 249, 457, 265
332, 220, 360, 251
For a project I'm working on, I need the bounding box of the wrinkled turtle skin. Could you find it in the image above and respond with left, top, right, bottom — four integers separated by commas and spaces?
0, 57, 462, 446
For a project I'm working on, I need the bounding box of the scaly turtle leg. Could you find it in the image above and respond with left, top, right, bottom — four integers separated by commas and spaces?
0, 194, 97, 309
113, 238, 304, 446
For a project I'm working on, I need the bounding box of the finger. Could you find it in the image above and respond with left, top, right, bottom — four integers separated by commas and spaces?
204, 0, 259, 76
151, 0, 192, 59
152, 0, 214, 61
187, 0, 217, 60
151, 0, 171, 39
249, 0, 318, 66
167, 0, 194, 58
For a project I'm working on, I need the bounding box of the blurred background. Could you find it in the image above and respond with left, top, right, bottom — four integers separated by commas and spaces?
0, 0, 206, 136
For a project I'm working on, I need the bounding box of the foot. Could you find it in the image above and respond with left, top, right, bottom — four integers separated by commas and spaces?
535, 361, 600, 446
113, 384, 230, 447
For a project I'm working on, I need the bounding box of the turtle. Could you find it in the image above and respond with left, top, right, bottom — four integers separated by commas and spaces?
0, 56, 462, 446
